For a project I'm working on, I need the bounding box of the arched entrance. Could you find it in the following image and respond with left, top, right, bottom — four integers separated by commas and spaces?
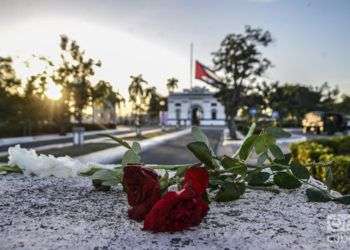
190, 105, 203, 125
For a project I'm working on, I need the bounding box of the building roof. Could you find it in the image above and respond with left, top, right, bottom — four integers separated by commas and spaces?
169, 86, 214, 98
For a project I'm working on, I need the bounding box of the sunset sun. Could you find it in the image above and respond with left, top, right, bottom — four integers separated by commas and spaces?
46, 81, 62, 100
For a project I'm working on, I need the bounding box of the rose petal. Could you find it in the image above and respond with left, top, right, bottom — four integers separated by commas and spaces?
143, 187, 208, 232
184, 165, 209, 195
123, 164, 161, 221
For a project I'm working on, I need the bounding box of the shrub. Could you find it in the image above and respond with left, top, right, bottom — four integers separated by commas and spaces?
290, 141, 334, 165
290, 137, 350, 194
312, 136, 350, 155
328, 155, 350, 194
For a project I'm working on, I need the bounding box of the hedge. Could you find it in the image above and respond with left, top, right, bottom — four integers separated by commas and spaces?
290, 137, 350, 194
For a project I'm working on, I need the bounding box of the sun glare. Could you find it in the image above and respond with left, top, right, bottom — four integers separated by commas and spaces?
46, 82, 62, 100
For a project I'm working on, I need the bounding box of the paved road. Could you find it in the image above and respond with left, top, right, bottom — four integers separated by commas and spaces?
138, 128, 223, 165
0, 127, 155, 152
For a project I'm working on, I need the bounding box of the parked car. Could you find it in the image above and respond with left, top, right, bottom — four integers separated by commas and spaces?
302, 111, 347, 135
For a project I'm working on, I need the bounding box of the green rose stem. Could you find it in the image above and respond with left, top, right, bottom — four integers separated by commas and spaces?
268, 161, 338, 199
246, 185, 280, 194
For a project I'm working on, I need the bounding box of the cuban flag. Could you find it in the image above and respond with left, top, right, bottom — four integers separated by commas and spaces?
195, 61, 224, 88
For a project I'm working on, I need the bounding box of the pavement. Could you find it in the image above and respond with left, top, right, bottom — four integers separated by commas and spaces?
0, 126, 158, 157
76, 127, 223, 165
139, 127, 223, 165
76, 128, 193, 165
1, 174, 349, 249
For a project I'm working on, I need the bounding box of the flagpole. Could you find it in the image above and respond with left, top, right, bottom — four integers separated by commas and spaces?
190, 42, 193, 90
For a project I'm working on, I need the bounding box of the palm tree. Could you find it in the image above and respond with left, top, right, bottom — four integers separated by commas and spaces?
129, 74, 148, 135
166, 77, 178, 93
145, 87, 164, 120
145, 86, 157, 99
92, 80, 125, 125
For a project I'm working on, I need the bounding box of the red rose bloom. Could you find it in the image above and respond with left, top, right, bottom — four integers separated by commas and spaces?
184, 165, 209, 195
143, 184, 208, 232
143, 167, 209, 232
122, 164, 161, 221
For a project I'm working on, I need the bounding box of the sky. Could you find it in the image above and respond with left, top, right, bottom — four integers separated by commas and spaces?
0, 0, 349, 99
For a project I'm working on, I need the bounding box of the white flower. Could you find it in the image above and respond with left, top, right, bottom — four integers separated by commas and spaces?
8, 145, 89, 178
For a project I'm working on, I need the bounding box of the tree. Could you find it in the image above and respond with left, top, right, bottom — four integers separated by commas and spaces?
53, 35, 101, 126
166, 77, 178, 93
21, 78, 48, 135
0, 57, 22, 124
212, 26, 273, 138
145, 87, 166, 120
318, 82, 339, 111
335, 94, 350, 115
92, 80, 125, 124
266, 83, 322, 122
128, 74, 148, 122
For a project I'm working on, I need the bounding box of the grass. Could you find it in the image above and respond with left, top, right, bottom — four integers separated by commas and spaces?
0, 128, 178, 162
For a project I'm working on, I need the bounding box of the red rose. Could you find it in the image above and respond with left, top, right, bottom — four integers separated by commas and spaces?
184, 165, 209, 195
143, 167, 209, 232
143, 184, 208, 232
122, 164, 161, 221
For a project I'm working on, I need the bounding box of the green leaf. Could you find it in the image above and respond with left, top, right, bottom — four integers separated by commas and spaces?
0, 164, 22, 174
187, 141, 216, 168
221, 156, 247, 175
325, 166, 333, 190
273, 172, 301, 189
103, 134, 131, 149
232, 123, 256, 159
268, 144, 285, 160
254, 136, 267, 154
284, 153, 292, 162
270, 165, 285, 171
149, 164, 189, 171
255, 134, 275, 155
91, 169, 122, 187
131, 141, 141, 154
192, 126, 210, 147
92, 179, 111, 191
247, 171, 271, 186
175, 165, 190, 177
334, 195, 350, 205
265, 127, 291, 139
257, 153, 268, 166
246, 123, 257, 137
290, 162, 310, 180
239, 135, 258, 161
215, 182, 246, 202
122, 149, 141, 166
305, 188, 332, 202
271, 158, 289, 171
79, 166, 102, 176
159, 171, 169, 191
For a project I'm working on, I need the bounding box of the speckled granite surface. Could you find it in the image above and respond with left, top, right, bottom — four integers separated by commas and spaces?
1, 174, 349, 250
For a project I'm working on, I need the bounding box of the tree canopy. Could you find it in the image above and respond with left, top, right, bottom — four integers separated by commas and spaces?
212, 26, 273, 138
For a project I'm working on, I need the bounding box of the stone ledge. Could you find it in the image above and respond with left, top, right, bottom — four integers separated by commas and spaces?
1, 174, 349, 249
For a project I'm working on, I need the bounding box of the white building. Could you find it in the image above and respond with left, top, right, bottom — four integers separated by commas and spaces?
167, 87, 226, 126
